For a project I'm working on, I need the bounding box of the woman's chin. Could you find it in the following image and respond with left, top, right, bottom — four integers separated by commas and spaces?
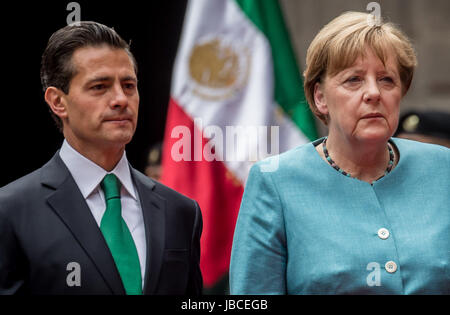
355, 128, 392, 143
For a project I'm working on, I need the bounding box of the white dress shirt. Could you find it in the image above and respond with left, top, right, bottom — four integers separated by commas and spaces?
59, 140, 146, 288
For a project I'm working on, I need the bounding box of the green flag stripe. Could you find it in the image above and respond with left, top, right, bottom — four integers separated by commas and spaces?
235, 0, 318, 140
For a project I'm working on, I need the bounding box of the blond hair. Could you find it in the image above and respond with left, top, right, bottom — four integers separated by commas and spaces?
303, 11, 417, 124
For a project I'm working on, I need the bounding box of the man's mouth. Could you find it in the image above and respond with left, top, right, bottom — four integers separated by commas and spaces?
104, 116, 133, 123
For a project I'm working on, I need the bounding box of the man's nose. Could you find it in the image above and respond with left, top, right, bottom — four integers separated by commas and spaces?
110, 83, 128, 109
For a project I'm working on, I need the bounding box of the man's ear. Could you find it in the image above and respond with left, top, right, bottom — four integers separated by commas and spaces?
44, 87, 68, 120
314, 82, 329, 116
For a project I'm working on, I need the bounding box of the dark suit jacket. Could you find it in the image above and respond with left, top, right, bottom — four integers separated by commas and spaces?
0, 152, 203, 295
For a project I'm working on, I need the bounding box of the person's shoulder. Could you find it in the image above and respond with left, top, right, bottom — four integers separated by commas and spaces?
0, 168, 42, 200
393, 137, 449, 159
0, 168, 44, 219
251, 140, 317, 175
154, 180, 198, 207
131, 168, 198, 208
393, 137, 449, 173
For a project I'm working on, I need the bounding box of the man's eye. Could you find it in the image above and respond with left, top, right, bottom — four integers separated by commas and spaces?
91, 84, 106, 90
123, 83, 136, 90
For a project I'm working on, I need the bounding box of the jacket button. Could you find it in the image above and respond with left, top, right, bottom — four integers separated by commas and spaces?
385, 261, 398, 273
377, 228, 390, 240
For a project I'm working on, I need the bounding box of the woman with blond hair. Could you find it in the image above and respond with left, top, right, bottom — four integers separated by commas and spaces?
229, 12, 449, 294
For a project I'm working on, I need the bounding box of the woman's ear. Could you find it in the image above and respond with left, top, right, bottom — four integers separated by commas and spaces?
44, 87, 68, 120
314, 82, 329, 116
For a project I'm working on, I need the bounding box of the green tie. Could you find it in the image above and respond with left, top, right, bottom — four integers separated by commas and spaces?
100, 173, 142, 295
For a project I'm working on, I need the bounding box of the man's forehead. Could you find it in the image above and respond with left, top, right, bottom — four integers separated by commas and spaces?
71, 45, 135, 71
71, 46, 136, 79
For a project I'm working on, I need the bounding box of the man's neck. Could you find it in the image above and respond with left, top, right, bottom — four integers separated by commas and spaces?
64, 137, 125, 172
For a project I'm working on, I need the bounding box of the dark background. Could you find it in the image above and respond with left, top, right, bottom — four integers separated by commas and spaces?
1, 1, 188, 187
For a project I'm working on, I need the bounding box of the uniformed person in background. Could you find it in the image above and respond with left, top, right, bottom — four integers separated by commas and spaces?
395, 110, 450, 148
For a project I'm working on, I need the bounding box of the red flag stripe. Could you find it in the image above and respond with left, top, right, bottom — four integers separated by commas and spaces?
161, 98, 244, 287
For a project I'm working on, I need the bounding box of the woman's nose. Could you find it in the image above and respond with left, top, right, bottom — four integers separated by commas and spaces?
363, 78, 381, 104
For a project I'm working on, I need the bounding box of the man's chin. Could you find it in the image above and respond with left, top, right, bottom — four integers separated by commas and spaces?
103, 133, 135, 147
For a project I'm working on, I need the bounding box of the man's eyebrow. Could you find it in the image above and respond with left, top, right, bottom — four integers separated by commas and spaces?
122, 76, 138, 83
85, 76, 112, 85
85, 75, 137, 85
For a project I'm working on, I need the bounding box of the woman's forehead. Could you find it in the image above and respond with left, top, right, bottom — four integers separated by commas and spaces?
327, 45, 398, 77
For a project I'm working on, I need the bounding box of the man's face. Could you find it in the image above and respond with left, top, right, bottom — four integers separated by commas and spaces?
60, 45, 139, 152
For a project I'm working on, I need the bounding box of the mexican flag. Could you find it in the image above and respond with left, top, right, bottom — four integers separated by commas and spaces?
161, 0, 317, 289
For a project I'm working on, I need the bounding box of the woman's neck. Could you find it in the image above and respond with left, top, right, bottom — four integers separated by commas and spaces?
317, 134, 396, 183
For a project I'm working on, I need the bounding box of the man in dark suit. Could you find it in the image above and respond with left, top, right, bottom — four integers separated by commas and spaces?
0, 21, 202, 295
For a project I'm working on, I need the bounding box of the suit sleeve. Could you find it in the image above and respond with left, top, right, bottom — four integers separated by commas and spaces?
0, 204, 27, 294
229, 162, 287, 294
186, 200, 203, 295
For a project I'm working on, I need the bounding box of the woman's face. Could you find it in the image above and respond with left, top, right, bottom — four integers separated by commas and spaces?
314, 47, 403, 144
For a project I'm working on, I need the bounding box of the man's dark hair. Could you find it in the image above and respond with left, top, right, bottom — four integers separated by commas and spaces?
40, 21, 138, 131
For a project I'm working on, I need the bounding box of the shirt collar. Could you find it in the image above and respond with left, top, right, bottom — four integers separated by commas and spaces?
59, 139, 137, 200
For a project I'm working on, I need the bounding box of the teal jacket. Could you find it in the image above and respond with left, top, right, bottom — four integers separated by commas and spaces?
230, 138, 449, 294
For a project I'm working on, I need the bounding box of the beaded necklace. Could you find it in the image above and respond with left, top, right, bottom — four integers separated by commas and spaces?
322, 137, 394, 182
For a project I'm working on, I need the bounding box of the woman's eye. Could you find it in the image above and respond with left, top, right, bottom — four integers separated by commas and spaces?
345, 76, 361, 84
380, 77, 394, 83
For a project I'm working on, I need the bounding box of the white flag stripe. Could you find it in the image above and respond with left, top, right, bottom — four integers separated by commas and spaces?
171, 0, 307, 183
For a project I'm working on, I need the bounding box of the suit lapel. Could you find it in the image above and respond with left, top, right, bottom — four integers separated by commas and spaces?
42, 153, 125, 295
130, 168, 165, 295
